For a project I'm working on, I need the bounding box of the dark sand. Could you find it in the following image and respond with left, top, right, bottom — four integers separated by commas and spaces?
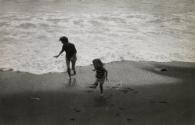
0, 61, 195, 125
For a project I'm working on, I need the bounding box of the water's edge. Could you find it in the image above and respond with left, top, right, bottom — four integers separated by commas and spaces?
1, 60, 195, 75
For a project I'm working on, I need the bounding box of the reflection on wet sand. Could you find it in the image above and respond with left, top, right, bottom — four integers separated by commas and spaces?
66, 78, 77, 88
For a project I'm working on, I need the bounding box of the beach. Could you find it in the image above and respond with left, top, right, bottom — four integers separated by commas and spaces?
1, 0, 195, 124
0, 61, 195, 125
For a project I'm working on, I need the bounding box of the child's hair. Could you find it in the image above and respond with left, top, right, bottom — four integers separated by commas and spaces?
92, 58, 104, 69
59, 36, 69, 43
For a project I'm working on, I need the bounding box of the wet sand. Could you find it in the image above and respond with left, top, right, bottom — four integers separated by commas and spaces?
0, 61, 195, 125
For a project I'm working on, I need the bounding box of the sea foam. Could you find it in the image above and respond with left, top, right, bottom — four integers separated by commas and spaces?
0, 11, 195, 74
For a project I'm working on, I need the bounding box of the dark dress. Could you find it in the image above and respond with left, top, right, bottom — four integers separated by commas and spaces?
62, 43, 77, 60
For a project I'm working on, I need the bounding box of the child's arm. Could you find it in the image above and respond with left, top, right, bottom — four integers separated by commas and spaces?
54, 46, 64, 58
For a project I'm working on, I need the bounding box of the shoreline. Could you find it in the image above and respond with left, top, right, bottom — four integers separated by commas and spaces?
1, 60, 195, 75
0, 60, 195, 125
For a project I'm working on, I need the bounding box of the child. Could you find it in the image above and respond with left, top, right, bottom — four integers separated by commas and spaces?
91, 58, 108, 96
54, 36, 77, 78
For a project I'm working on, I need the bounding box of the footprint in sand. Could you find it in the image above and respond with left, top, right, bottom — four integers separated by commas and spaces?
118, 107, 125, 111
104, 94, 114, 99
159, 101, 168, 103
120, 89, 129, 94
69, 118, 76, 121
110, 103, 115, 107
111, 86, 119, 89
73, 107, 81, 113
132, 91, 139, 94
150, 100, 168, 104
31, 97, 41, 101
126, 118, 132, 123
119, 87, 138, 94
88, 84, 98, 89
127, 87, 135, 91
115, 112, 120, 117
85, 90, 94, 93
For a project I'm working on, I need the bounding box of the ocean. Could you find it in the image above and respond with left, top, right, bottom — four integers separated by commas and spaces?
0, 0, 195, 74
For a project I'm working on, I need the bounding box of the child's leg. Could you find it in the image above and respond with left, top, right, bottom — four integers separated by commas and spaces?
66, 57, 71, 78
89, 79, 98, 88
99, 80, 104, 94
94, 79, 98, 87
71, 54, 77, 74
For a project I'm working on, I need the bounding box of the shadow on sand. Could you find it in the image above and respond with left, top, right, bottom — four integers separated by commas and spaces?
0, 62, 195, 125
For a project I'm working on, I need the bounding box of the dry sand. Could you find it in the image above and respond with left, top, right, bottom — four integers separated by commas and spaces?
0, 61, 195, 125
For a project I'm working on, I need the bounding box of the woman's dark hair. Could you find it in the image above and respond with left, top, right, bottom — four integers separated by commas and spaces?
59, 36, 69, 43
92, 58, 104, 69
